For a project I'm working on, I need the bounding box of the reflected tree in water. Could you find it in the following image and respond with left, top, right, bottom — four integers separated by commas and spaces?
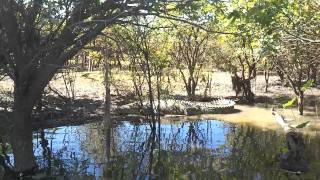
1, 120, 320, 179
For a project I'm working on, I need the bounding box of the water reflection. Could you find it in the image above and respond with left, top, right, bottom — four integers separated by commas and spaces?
2, 120, 320, 179
280, 132, 309, 173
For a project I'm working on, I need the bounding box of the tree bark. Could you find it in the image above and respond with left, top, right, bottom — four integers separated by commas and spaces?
298, 91, 304, 115
191, 77, 196, 98
11, 85, 37, 173
242, 78, 255, 103
264, 70, 269, 93
185, 76, 196, 100
310, 66, 317, 85
276, 70, 285, 84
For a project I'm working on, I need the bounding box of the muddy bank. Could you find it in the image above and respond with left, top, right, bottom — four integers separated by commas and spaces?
1, 71, 319, 134
0, 103, 319, 137
163, 105, 320, 135
37, 105, 320, 135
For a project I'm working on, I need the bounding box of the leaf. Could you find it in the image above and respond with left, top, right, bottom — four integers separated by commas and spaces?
81, 73, 99, 82
282, 97, 297, 108
295, 121, 310, 129
281, 146, 289, 153
228, 10, 241, 19
301, 80, 314, 92
81, 73, 90, 78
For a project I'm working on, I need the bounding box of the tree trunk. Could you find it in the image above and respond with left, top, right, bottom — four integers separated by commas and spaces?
242, 79, 255, 103
103, 50, 112, 126
11, 87, 37, 173
186, 84, 192, 99
310, 66, 317, 85
186, 77, 196, 100
103, 56, 113, 176
143, 52, 155, 124
264, 70, 269, 93
298, 91, 304, 115
191, 78, 196, 98
231, 74, 241, 97
89, 59, 92, 71
277, 70, 285, 84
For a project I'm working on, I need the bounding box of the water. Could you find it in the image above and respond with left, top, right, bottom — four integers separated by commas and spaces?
6, 120, 320, 179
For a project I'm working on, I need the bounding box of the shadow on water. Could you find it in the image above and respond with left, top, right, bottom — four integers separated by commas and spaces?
280, 132, 309, 173
0, 119, 320, 179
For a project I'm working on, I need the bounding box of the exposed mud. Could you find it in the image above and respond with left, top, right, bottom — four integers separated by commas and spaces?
0, 71, 319, 133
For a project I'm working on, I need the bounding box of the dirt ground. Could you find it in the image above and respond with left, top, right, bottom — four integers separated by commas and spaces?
0, 70, 319, 133
1, 70, 319, 102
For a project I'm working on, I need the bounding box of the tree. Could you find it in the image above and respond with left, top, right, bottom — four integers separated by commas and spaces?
274, 0, 319, 115
0, 0, 193, 173
117, 18, 171, 127
0, 54, 7, 80
273, 40, 319, 115
217, 0, 319, 108
171, 26, 209, 100
208, 0, 276, 103
251, 0, 320, 114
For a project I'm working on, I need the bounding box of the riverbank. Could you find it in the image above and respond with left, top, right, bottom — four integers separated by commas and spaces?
0, 70, 319, 134
168, 105, 319, 134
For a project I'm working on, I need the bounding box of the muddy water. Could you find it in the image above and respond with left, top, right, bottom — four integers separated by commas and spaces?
3, 119, 318, 179
172, 105, 320, 134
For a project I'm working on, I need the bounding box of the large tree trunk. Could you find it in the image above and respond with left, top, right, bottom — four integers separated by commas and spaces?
11, 85, 37, 173
231, 74, 241, 98
186, 76, 196, 100
10, 72, 50, 173
186, 84, 192, 99
298, 91, 304, 115
242, 79, 255, 103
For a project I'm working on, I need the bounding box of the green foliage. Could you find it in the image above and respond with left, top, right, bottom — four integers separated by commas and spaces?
228, 10, 241, 23
81, 72, 103, 82
281, 146, 289, 153
282, 98, 297, 108
295, 121, 310, 129
301, 80, 314, 92
282, 80, 314, 110
81, 73, 90, 78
